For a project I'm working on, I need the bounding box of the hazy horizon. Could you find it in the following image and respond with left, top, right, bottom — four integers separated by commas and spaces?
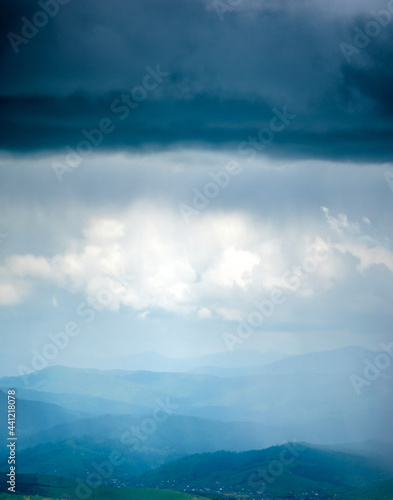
0, 343, 388, 378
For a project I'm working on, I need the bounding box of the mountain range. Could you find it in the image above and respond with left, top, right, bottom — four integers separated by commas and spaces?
0, 346, 392, 498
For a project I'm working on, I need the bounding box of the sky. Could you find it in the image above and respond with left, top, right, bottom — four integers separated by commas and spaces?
0, 0, 393, 375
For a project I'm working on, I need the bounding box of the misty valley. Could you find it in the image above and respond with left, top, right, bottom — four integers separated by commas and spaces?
1, 347, 393, 499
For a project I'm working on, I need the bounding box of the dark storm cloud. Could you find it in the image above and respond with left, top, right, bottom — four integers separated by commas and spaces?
1, 0, 393, 160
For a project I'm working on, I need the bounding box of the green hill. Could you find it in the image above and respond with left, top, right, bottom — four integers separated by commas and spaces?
0, 473, 208, 500
0, 491, 207, 500
8, 386, 151, 417
345, 478, 393, 499
137, 443, 392, 497
0, 493, 206, 500
0, 437, 180, 480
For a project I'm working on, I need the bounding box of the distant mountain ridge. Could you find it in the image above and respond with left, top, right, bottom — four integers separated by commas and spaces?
0, 414, 285, 477
91, 346, 381, 376
0, 345, 391, 447
0, 389, 80, 443
94, 349, 289, 373
0, 346, 391, 497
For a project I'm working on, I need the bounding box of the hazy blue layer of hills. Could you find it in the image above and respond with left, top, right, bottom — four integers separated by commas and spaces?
6, 386, 152, 416
1, 346, 392, 445
13, 414, 282, 452
0, 390, 79, 443
0, 346, 392, 498
312, 439, 393, 473
1, 416, 284, 478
